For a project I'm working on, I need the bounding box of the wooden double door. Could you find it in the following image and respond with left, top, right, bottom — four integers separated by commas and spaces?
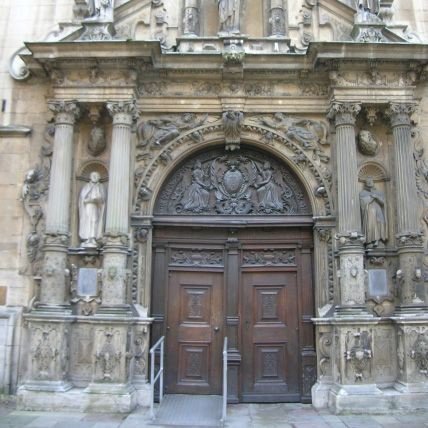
151, 226, 316, 403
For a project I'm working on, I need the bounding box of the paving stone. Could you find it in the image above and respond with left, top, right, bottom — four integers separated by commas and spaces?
338, 416, 383, 428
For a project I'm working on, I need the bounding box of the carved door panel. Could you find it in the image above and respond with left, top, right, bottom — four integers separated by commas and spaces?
166, 270, 223, 394
241, 270, 300, 402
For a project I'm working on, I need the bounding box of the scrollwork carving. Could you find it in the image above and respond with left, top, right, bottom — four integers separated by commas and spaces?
242, 249, 295, 266
170, 249, 224, 266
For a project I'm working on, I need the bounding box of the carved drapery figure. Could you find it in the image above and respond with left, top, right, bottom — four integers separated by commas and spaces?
87, 0, 114, 20
359, 177, 387, 248
179, 161, 211, 213
358, 0, 380, 15
137, 113, 208, 148
79, 171, 106, 248
255, 161, 283, 212
183, 0, 200, 36
259, 113, 327, 149
218, 0, 242, 34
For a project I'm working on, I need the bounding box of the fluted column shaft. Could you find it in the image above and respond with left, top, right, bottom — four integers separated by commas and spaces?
386, 103, 425, 311
105, 104, 134, 235
40, 101, 80, 306
102, 101, 138, 307
328, 103, 367, 313
46, 102, 80, 234
387, 104, 419, 235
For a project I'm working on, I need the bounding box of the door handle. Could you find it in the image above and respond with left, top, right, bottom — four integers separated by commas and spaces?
214, 326, 220, 332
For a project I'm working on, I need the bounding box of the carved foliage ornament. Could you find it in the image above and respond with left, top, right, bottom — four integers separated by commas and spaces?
155, 149, 310, 216
242, 249, 295, 266
385, 103, 417, 128
328, 103, 361, 127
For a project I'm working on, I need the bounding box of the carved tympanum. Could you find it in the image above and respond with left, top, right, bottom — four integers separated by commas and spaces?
155, 148, 310, 216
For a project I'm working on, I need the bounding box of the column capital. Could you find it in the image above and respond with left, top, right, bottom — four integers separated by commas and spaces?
106, 100, 139, 126
48, 100, 80, 125
385, 103, 417, 128
327, 102, 361, 127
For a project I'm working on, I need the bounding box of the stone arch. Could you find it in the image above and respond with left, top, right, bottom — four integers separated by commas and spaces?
77, 160, 109, 183
133, 120, 333, 218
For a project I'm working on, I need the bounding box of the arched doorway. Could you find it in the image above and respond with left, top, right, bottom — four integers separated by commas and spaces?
150, 146, 316, 403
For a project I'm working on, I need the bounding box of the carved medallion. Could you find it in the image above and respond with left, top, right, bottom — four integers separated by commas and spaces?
155, 148, 310, 216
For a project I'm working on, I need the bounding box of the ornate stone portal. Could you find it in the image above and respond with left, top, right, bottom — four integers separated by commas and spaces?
5, 0, 428, 417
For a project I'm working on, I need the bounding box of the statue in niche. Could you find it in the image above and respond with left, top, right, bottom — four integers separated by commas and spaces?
217, 0, 242, 34
259, 113, 327, 149
255, 161, 283, 213
355, 0, 381, 22
79, 171, 106, 248
178, 161, 211, 213
359, 177, 387, 248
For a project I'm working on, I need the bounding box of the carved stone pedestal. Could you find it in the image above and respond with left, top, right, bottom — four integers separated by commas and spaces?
19, 316, 72, 393
313, 317, 428, 414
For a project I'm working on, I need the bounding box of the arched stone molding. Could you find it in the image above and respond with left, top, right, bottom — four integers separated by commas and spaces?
77, 160, 109, 183
131, 119, 335, 313
133, 120, 333, 218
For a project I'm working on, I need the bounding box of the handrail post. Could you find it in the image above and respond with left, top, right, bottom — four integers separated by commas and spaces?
221, 337, 228, 425
149, 336, 165, 421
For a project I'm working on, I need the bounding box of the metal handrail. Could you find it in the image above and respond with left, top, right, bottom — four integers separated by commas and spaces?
149, 336, 165, 420
221, 337, 228, 425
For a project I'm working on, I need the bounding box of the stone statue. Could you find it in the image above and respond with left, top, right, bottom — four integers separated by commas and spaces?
87, 0, 114, 21
179, 161, 211, 213
358, 0, 380, 15
217, 0, 242, 34
79, 172, 105, 248
255, 161, 283, 213
183, 0, 200, 36
359, 177, 387, 248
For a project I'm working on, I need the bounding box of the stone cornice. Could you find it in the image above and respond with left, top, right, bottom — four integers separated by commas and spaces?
22, 40, 428, 74
0, 125, 32, 137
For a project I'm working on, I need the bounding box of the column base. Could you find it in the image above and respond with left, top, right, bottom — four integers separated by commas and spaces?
394, 304, 428, 316
19, 380, 72, 393
96, 305, 134, 317
313, 382, 428, 414
32, 304, 72, 315
334, 305, 373, 318
17, 385, 138, 413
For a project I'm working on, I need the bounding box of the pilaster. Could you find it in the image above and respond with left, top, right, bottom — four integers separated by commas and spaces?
386, 103, 426, 314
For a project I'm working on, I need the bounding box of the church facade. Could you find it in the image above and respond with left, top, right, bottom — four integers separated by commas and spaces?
1, 0, 428, 414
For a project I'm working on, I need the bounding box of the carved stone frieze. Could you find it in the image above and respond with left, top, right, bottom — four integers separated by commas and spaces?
242, 249, 295, 266
170, 249, 224, 266
344, 329, 373, 381
155, 148, 310, 216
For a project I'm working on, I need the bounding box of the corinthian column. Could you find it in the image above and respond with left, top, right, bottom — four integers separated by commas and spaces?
101, 101, 139, 307
40, 101, 80, 306
328, 102, 367, 315
386, 103, 425, 312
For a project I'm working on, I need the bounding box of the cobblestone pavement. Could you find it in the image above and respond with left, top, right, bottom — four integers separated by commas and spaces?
1, 402, 428, 428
